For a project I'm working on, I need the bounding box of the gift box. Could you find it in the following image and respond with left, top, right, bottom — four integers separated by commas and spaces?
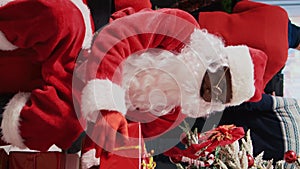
0, 149, 8, 169
9, 151, 79, 169
100, 122, 150, 169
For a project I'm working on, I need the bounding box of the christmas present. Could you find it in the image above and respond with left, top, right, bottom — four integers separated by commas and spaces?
100, 122, 155, 169
9, 151, 79, 169
0, 148, 8, 169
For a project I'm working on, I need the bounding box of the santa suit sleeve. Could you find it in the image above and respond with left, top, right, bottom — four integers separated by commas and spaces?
0, 0, 93, 151
198, 0, 289, 93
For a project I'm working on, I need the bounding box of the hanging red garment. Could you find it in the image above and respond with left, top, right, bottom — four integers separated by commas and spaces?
198, 0, 289, 89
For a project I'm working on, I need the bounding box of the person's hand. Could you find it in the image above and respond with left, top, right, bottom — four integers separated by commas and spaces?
87, 110, 128, 157
110, 7, 136, 21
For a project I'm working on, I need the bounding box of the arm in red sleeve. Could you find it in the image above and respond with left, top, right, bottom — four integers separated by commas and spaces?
0, 0, 93, 151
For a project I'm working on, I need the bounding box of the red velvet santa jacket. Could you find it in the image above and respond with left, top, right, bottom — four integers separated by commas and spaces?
0, 0, 93, 151
198, 0, 289, 89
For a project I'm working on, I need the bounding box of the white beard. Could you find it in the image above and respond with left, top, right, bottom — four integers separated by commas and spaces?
122, 49, 225, 118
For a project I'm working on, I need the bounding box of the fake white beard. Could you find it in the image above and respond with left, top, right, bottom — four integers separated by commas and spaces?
122, 50, 181, 117
122, 50, 226, 118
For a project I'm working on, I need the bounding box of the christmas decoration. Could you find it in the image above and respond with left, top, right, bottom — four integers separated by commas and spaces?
284, 150, 298, 163
247, 154, 254, 168
163, 121, 300, 169
142, 149, 157, 169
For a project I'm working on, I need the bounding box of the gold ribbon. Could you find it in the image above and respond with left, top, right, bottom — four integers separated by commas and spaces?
142, 156, 156, 169
113, 145, 140, 151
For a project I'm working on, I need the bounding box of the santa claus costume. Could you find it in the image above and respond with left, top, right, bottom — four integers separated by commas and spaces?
78, 5, 268, 168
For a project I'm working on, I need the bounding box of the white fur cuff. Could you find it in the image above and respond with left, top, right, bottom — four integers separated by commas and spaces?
81, 149, 100, 169
0, 0, 12, 7
1, 92, 30, 148
70, 0, 93, 49
81, 79, 127, 122
0, 31, 18, 51
225, 45, 255, 106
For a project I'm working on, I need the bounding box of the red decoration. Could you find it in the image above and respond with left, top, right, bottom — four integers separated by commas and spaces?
198, 125, 245, 152
164, 125, 245, 165
247, 154, 254, 168
169, 156, 182, 164
284, 150, 298, 163
180, 132, 188, 145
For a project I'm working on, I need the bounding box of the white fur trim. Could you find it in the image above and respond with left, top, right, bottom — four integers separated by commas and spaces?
225, 45, 255, 106
0, 0, 12, 6
0, 31, 18, 51
122, 29, 230, 118
81, 149, 100, 169
1, 92, 30, 149
179, 29, 230, 117
81, 79, 127, 122
70, 0, 93, 49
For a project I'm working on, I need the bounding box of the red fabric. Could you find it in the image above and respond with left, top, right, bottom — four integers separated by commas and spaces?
90, 110, 128, 156
81, 132, 97, 155
0, 0, 91, 151
0, 149, 8, 169
198, 0, 289, 95
99, 123, 144, 169
110, 7, 138, 21
114, 0, 152, 11
247, 47, 268, 102
140, 107, 186, 138
86, 8, 199, 85
9, 152, 79, 169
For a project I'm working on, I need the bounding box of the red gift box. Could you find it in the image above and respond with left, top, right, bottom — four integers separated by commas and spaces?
0, 149, 8, 169
100, 122, 146, 169
9, 152, 79, 169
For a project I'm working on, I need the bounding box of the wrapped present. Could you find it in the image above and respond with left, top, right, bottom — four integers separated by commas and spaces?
9, 151, 79, 169
0, 149, 8, 169
100, 122, 154, 169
